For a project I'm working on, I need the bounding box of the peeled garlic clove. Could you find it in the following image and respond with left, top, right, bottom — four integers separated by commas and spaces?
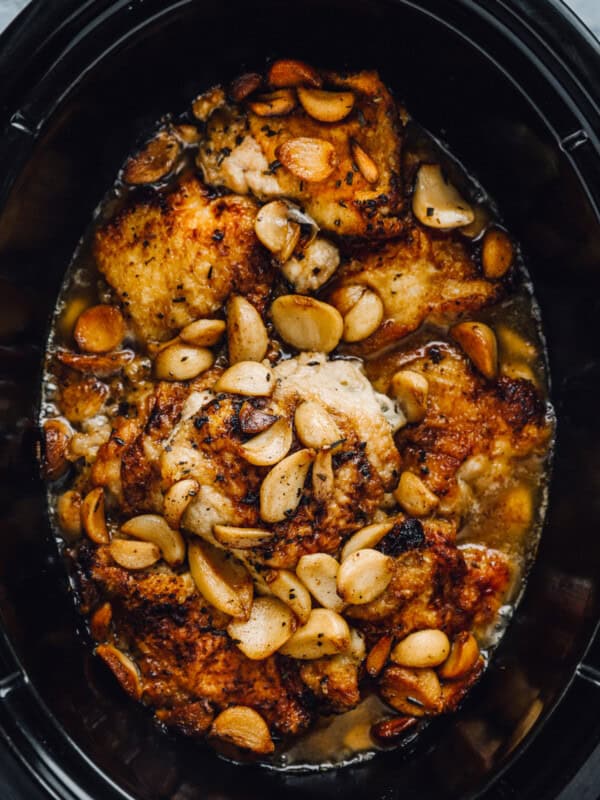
264, 569, 312, 624
227, 596, 295, 659
188, 540, 253, 618
294, 401, 341, 450
482, 228, 514, 279
340, 521, 394, 561
214, 361, 275, 396
179, 319, 226, 347
210, 706, 275, 754
229, 72, 263, 102
213, 524, 275, 549
276, 137, 338, 182
439, 632, 480, 679
248, 89, 297, 116
281, 237, 340, 294
451, 321, 498, 379
42, 418, 71, 480
268, 59, 322, 89
255, 200, 295, 254
163, 478, 199, 529
297, 553, 344, 612
330, 284, 366, 317
350, 138, 379, 184
109, 539, 161, 570
336, 548, 393, 605
122, 129, 181, 185
56, 490, 82, 539
297, 87, 355, 122
312, 449, 334, 502
81, 487, 110, 544
391, 629, 451, 668
74, 305, 125, 354
227, 295, 269, 364
342, 288, 384, 343
240, 417, 293, 466
96, 644, 142, 700
389, 370, 429, 423
259, 448, 313, 523
271, 295, 343, 353
413, 164, 475, 229
155, 344, 214, 381
121, 514, 186, 566
278, 608, 351, 659
393, 471, 439, 517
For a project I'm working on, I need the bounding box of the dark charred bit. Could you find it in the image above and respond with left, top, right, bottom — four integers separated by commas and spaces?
239, 402, 279, 435
378, 519, 425, 556
427, 345, 444, 364
495, 376, 545, 430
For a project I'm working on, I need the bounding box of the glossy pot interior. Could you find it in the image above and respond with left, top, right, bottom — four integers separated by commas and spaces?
0, 1, 599, 798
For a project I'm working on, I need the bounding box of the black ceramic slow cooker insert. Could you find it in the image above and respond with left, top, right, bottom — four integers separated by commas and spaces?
1, 1, 600, 798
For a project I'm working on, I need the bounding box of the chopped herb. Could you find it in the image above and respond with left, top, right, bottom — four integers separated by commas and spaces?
426, 207, 434, 217
345, 171, 354, 186
212, 229, 224, 242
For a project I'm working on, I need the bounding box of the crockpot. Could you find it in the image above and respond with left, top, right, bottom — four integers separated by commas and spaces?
0, 1, 600, 798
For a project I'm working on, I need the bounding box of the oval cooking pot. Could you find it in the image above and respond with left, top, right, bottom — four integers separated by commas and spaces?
0, 1, 599, 798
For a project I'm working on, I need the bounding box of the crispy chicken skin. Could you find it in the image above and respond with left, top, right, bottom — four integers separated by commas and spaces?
197, 71, 404, 237
346, 518, 511, 643
79, 544, 311, 736
329, 226, 502, 356
94, 176, 271, 341
368, 342, 550, 508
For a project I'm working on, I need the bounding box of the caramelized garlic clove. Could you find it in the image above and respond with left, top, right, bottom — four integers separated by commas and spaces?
393, 471, 439, 517
336, 548, 394, 605
227, 596, 295, 659
278, 608, 351, 659
413, 164, 474, 229
270, 295, 343, 353
210, 706, 275, 754
297, 87, 355, 123
451, 321, 498, 380
240, 417, 293, 466
214, 361, 275, 396
294, 400, 341, 450
121, 514, 186, 566
276, 137, 338, 182
296, 553, 344, 612
188, 540, 253, 619
259, 448, 313, 523
227, 295, 269, 364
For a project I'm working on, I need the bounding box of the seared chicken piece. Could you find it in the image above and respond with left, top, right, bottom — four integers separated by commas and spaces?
79, 544, 311, 736
368, 342, 550, 513
328, 226, 502, 356
346, 518, 511, 642
300, 655, 361, 712
197, 70, 404, 237
94, 176, 271, 342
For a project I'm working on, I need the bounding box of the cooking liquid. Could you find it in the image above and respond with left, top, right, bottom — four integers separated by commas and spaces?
41, 113, 555, 770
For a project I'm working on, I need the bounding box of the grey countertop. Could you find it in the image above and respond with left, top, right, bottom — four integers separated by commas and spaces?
1, 0, 600, 37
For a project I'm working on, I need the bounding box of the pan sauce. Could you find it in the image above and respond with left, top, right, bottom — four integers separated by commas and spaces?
40, 62, 554, 769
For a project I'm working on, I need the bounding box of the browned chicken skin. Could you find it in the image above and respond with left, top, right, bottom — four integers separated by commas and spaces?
80, 545, 312, 736
197, 71, 404, 237
94, 176, 271, 341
